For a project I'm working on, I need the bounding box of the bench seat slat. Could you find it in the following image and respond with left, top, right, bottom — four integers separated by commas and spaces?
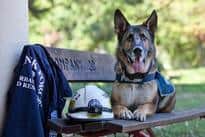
46, 47, 116, 82
48, 107, 205, 134
106, 107, 205, 132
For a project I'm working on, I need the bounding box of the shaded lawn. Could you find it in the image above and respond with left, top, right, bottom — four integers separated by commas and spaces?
175, 84, 205, 111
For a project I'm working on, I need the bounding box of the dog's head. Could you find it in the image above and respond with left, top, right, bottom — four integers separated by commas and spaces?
114, 9, 157, 79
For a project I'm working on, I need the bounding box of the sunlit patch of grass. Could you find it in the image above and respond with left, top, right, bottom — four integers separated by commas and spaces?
167, 67, 205, 84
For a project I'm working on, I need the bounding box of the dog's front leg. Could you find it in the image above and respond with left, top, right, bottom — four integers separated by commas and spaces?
112, 105, 133, 120
133, 103, 157, 121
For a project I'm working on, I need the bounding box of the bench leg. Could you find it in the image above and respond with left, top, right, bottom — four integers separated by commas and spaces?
200, 116, 205, 119
129, 128, 155, 137
146, 128, 155, 137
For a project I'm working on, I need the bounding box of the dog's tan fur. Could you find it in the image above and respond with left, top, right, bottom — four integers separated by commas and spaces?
111, 9, 176, 121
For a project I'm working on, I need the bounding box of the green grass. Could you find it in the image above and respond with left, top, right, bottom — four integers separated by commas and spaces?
63, 67, 205, 137
167, 67, 205, 84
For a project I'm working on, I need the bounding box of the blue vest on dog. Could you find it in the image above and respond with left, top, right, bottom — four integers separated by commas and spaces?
155, 72, 175, 97
2, 44, 72, 137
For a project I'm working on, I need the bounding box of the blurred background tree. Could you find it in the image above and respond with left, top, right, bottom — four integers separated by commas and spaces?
29, 0, 205, 69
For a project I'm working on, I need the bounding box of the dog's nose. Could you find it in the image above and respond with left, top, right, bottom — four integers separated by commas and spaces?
133, 47, 142, 56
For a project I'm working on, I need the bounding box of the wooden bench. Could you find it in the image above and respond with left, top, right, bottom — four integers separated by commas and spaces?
46, 47, 205, 137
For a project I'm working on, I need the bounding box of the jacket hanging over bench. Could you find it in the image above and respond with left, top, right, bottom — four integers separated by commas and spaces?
2, 44, 72, 137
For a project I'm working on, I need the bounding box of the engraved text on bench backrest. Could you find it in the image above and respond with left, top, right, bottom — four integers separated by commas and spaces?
46, 47, 116, 82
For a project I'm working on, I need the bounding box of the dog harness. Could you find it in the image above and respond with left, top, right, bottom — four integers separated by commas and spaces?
116, 71, 175, 97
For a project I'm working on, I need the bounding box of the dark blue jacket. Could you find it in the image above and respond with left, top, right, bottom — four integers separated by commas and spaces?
2, 44, 72, 137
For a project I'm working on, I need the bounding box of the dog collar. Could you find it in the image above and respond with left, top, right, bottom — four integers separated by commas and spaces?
116, 72, 156, 84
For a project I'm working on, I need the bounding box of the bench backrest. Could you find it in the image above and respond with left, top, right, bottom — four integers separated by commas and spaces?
46, 47, 116, 82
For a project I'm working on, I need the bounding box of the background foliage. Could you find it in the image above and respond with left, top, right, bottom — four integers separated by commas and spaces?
29, 0, 205, 69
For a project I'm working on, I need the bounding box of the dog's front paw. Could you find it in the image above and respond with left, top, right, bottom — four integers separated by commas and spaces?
133, 109, 147, 122
116, 108, 133, 120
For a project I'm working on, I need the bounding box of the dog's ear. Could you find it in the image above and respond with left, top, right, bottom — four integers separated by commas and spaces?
114, 9, 130, 40
143, 10, 158, 34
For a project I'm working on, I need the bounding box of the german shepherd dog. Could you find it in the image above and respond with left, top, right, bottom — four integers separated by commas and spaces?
111, 9, 176, 121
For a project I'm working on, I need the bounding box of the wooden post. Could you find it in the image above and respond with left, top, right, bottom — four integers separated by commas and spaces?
0, 0, 28, 133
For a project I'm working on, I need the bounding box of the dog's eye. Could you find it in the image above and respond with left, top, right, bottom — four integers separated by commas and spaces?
147, 50, 152, 56
127, 34, 133, 42
140, 33, 146, 41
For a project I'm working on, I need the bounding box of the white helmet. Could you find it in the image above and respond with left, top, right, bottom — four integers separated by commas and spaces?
67, 85, 113, 121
